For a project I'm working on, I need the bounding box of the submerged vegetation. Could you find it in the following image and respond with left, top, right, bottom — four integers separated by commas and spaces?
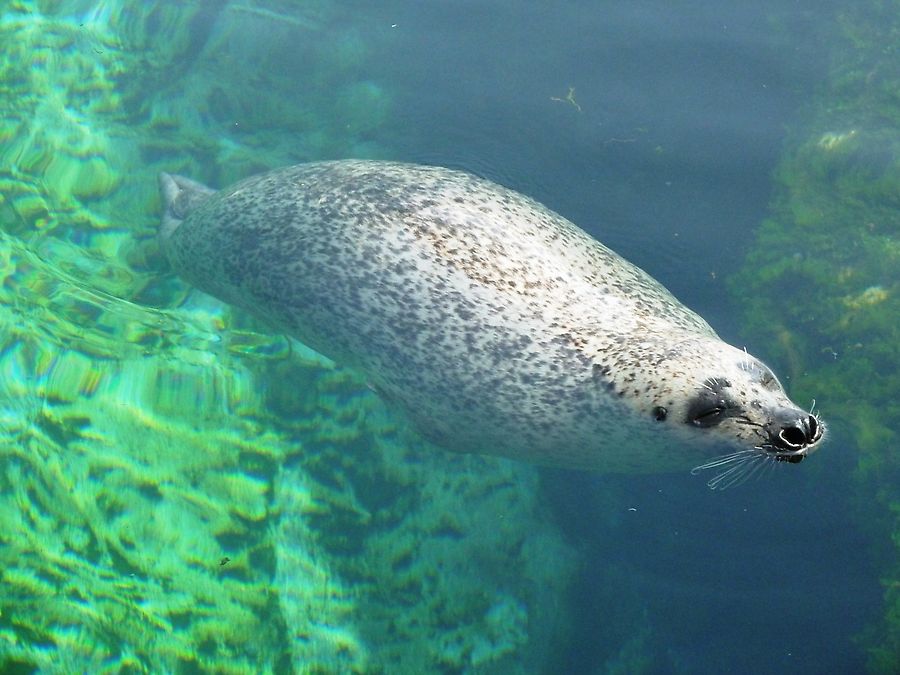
733, 4, 900, 671
0, 2, 575, 671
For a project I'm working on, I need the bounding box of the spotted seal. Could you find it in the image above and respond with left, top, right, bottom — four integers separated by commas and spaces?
158, 160, 824, 483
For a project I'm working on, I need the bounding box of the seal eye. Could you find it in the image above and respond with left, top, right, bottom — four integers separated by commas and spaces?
692, 406, 725, 428
652, 406, 667, 422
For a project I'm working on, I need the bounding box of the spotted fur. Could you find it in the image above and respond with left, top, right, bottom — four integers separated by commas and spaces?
159, 161, 822, 473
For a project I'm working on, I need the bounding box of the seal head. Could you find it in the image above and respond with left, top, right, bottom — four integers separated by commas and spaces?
629, 336, 825, 487
652, 339, 822, 455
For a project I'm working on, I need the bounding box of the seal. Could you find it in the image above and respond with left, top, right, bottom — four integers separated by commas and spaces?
158, 160, 824, 484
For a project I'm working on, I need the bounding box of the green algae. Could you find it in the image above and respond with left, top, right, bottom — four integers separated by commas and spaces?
0, 2, 577, 672
732, 3, 900, 671
0, 271, 575, 672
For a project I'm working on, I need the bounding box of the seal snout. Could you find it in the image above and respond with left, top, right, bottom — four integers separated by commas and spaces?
766, 412, 823, 461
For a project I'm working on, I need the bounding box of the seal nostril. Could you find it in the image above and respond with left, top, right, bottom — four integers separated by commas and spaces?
780, 425, 807, 448
807, 415, 819, 440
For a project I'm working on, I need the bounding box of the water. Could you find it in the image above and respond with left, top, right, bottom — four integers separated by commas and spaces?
0, 1, 895, 673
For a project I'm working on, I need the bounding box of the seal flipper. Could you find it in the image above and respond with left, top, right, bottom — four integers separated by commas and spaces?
158, 172, 216, 242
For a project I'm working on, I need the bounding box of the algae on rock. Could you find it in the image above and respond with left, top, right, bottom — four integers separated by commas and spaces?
732, 3, 900, 671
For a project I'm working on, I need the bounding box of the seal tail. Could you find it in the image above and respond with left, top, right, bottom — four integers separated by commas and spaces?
158, 172, 216, 242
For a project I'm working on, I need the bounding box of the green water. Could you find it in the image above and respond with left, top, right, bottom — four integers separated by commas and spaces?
1, 0, 899, 673
0, 2, 573, 672
733, 3, 900, 670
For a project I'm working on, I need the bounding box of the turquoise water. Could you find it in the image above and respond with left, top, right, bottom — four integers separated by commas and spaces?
0, 1, 896, 673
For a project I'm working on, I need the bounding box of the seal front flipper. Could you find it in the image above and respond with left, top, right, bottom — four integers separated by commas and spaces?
158, 172, 216, 241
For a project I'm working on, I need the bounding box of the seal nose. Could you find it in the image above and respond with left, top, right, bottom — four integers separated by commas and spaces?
769, 414, 820, 453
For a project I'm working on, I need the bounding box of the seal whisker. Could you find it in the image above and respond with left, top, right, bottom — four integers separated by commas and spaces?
691, 449, 757, 472
761, 455, 780, 480
731, 456, 768, 488
740, 346, 751, 372
691, 446, 771, 490
719, 453, 771, 489
744, 453, 774, 483
705, 459, 754, 489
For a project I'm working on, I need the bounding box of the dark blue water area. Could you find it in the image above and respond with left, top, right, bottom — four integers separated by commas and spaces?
362, 0, 831, 336
338, 1, 882, 673
542, 436, 878, 674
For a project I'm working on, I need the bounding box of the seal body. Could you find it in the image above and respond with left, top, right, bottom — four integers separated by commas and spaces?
159, 160, 823, 474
